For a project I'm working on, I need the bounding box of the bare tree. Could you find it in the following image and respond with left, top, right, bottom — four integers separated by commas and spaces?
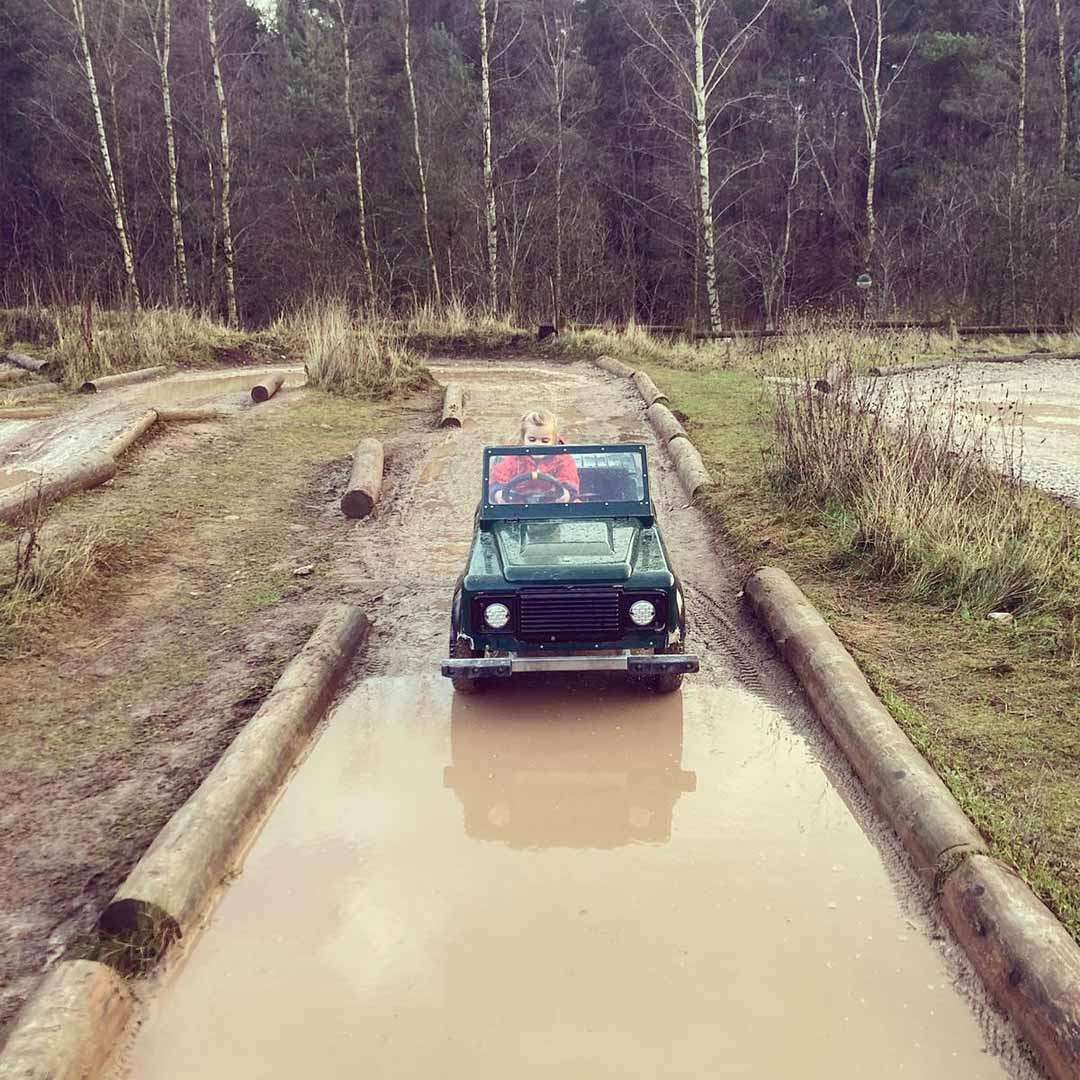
334, 0, 376, 303
400, 0, 441, 304
478, 0, 499, 312
541, 3, 572, 330
65, 0, 141, 305
1052, 0, 1068, 178
838, 0, 913, 272
207, 0, 238, 325
141, 0, 190, 306
622, 0, 772, 333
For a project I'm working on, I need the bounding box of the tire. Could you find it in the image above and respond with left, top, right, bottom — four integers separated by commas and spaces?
450, 637, 485, 695
641, 642, 685, 694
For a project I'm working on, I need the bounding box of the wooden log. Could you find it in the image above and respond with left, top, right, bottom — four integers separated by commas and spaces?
155, 407, 231, 423
80, 365, 168, 394
0, 368, 29, 385
0, 407, 61, 421
105, 410, 159, 458
594, 355, 635, 378
0, 960, 133, 1080
440, 383, 464, 427
251, 373, 285, 403
646, 402, 688, 444
98, 606, 371, 958
0, 452, 116, 525
340, 438, 384, 519
633, 370, 668, 408
3, 351, 59, 378
0, 382, 61, 400
667, 435, 713, 498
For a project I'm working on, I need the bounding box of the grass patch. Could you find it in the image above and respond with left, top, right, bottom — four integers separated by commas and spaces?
287, 298, 431, 398
585, 331, 1080, 943
403, 297, 528, 353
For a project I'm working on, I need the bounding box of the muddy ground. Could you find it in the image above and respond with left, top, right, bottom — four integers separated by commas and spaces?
0, 357, 1024, 1078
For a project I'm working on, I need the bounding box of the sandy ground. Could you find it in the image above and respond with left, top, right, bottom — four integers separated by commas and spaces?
886, 357, 1080, 506
98, 360, 1039, 1079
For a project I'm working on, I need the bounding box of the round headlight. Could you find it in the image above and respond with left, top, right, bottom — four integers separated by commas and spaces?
629, 599, 656, 626
484, 602, 510, 629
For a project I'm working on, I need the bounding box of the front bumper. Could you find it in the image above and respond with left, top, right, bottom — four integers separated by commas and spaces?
441, 651, 700, 680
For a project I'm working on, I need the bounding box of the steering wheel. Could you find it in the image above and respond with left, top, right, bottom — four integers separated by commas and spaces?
498, 469, 571, 504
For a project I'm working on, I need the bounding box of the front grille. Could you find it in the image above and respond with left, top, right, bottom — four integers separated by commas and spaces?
519, 587, 622, 642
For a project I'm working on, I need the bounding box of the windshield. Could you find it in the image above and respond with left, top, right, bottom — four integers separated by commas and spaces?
487, 449, 646, 506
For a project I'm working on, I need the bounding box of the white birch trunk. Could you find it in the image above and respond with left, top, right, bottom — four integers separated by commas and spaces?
71, 0, 140, 306
692, 0, 721, 333
334, 0, 376, 303
401, 0, 441, 305
151, 0, 190, 306
479, 0, 498, 312
1053, 0, 1067, 178
208, 0, 238, 326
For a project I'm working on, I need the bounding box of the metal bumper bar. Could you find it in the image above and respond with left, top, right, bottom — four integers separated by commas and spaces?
441, 652, 700, 679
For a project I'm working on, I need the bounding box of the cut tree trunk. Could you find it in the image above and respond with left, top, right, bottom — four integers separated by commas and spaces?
251, 374, 285, 403
341, 438, 384, 519
80, 366, 168, 393
440, 383, 464, 427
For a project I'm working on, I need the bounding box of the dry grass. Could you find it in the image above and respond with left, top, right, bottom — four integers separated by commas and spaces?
769, 364, 1079, 624
0, 510, 128, 658
402, 297, 525, 352
288, 298, 430, 398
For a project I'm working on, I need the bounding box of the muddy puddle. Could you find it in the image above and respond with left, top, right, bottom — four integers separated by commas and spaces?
887, 358, 1080, 505
0, 366, 305, 479
117, 675, 1022, 1080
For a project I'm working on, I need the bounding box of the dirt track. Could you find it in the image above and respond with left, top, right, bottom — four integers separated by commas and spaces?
102, 360, 1038, 1078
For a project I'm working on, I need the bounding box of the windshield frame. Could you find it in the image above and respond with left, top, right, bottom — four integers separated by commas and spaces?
480, 443, 652, 521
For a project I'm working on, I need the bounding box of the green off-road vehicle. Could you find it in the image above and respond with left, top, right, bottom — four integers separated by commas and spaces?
441, 443, 699, 694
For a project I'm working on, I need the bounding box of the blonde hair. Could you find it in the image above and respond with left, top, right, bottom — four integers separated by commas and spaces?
519, 409, 560, 439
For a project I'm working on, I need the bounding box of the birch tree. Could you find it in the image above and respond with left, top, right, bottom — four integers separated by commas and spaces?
838, 0, 912, 273
334, 0, 376, 304
478, 0, 499, 312
141, 0, 190, 306
67, 0, 141, 305
208, 0, 238, 325
1052, 0, 1068, 178
400, 0, 441, 305
623, 0, 772, 332
541, 4, 571, 331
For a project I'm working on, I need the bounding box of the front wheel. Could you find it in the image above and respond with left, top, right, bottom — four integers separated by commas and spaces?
640, 642, 685, 694
450, 637, 485, 695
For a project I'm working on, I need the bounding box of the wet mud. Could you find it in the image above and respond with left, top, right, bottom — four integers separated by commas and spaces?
0, 366, 305, 480
892, 358, 1080, 506
110, 359, 1037, 1078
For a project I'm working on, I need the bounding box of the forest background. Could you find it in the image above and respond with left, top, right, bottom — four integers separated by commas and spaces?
0, 0, 1077, 332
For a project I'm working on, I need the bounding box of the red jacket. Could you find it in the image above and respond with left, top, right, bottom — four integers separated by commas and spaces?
490, 452, 580, 499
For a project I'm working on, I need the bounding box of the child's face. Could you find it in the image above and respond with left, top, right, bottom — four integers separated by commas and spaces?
522, 422, 558, 446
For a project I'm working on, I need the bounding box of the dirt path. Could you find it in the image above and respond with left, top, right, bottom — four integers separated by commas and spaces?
0, 380, 428, 1038
108, 360, 1039, 1079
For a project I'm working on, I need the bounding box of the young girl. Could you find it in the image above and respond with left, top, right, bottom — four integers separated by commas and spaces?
489, 409, 580, 503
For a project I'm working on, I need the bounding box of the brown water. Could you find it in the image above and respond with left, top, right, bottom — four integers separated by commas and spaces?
120, 675, 1021, 1080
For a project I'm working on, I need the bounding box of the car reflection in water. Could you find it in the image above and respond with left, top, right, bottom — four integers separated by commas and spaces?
444, 676, 697, 848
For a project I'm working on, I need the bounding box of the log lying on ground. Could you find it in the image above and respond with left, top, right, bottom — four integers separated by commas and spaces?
0, 407, 61, 421
340, 438, 384, 519
633, 370, 668, 408
440, 383, 464, 427
155, 406, 231, 423
3, 351, 59, 378
0, 960, 133, 1080
105, 409, 159, 458
98, 605, 371, 957
0, 452, 116, 525
0, 368, 29, 385
80, 365, 168, 394
667, 434, 713, 498
0, 381, 62, 400
941, 854, 1080, 1080
647, 402, 688, 444
251, 373, 285, 403
594, 354, 635, 378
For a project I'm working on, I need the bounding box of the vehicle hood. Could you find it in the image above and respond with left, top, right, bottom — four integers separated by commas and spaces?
491, 518, 641, 582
